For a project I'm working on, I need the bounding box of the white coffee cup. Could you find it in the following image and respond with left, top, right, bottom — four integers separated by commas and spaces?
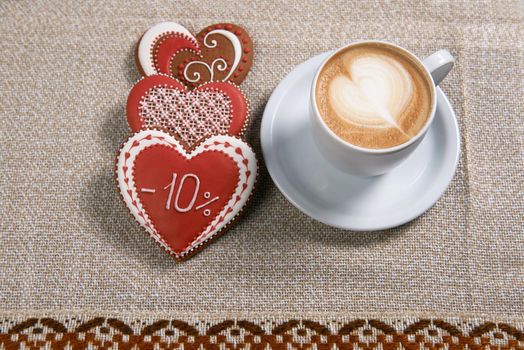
310, 40, 454, 176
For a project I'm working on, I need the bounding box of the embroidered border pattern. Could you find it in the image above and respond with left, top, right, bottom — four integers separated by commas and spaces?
0, 316, 522, 349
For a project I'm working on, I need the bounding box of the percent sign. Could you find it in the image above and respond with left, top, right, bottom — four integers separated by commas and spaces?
141, 172, 219, 217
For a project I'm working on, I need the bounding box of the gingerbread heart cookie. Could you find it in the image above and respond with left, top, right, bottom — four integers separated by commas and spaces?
116, 129, 257, 261
136, 22, 253, 88
127, 74, 249, 147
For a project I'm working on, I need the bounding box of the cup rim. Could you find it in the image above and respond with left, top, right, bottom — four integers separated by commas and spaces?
311, 39, 437, 155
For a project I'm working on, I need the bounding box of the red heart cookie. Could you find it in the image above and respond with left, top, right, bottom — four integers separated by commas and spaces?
127, 75, 249, 147
137, 22, 253, 88
116, 129, 257, 261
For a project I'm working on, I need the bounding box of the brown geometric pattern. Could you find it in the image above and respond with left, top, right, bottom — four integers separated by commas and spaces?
0, 316, 522, 349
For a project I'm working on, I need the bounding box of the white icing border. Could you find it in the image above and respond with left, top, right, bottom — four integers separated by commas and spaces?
138, 22, 196, 76
116, 129, 257, 257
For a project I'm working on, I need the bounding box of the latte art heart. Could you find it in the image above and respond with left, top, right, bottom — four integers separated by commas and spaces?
316, 43, 434, 149
329, 55, 413, 130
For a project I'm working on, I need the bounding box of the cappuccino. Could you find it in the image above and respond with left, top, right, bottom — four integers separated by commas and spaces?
315, 42, 434, 149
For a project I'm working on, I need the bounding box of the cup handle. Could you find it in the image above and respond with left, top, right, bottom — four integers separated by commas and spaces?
422, 49, 454, 86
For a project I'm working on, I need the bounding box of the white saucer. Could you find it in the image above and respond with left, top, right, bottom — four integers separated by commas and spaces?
261, 52, 460, 231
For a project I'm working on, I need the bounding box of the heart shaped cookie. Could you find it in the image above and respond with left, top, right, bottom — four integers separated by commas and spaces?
127, 75, 249, 147
136, 22, 253, 88
116, 129, 257, 261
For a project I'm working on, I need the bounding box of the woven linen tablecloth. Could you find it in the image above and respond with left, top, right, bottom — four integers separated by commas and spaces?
1, 1, 523, 349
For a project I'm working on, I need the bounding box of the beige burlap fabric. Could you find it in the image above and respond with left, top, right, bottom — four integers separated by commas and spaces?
1, 0, 522, 317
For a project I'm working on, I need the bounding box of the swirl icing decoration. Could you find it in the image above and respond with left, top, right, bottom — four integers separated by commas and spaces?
184, 30, 242, 83
136, 22, 253, 88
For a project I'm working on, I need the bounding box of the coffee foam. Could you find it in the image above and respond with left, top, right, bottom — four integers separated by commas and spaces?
316, 43, 434, 149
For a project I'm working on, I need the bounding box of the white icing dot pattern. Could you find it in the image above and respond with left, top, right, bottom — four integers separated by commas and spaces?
139, 87, 233, 145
